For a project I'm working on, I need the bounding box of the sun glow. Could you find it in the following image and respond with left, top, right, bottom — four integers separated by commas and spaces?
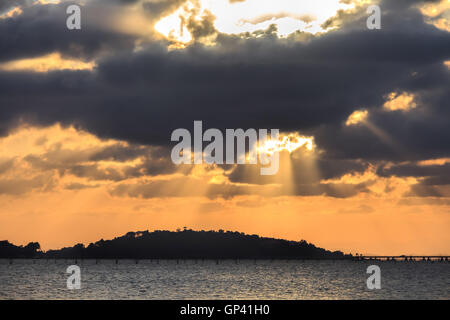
258, 133, 315, 156
154, 4, 194, 45
346, 110, 368, 126
0, 6, 22, 19
383, 92, 416, 112
154, 0, 356, 45
418, 0, 450, 32
418, 0, 449, 17
0, 52, 95, 72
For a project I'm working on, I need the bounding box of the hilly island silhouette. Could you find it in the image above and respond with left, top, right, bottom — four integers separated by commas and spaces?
0, 229, 351, 260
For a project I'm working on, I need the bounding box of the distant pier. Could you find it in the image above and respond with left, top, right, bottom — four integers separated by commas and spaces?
354, 255, 449, 262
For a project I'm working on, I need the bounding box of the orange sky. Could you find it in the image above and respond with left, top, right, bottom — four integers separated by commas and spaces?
0, 125, 448, 255
0, 0, 449, 256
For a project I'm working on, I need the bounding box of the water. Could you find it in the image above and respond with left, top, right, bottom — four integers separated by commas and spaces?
0, 259, 448, 299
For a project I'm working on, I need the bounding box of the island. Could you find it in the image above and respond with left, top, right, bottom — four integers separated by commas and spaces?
0, 229, 351, 260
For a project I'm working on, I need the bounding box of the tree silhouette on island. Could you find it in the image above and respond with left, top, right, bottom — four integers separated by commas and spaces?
0, 229, 351, 260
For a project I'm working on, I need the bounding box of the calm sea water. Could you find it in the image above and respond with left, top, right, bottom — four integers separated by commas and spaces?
0, 259, 448, 299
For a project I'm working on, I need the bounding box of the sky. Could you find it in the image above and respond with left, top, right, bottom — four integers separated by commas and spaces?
0, 0, 449, 255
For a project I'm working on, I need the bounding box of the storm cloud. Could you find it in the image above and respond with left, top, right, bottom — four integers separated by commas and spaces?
0, 0, 449, 199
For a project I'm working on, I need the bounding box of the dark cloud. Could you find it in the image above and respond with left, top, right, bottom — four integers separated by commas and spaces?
291, 181, 372, 198
407, 184, 450, 198
64, 182, 100, 190
88, 144, 149, 162
0, 0, 449, 196
68, 164, 124, 181
22, 142, 182, 181
378, 161, 450, 197
0, 0, 29, 13
0, 158, 15, 174
0, 2, 137, 63
378, 162, 450, 184
379, 161, 450, 196
143, 0, 188, 19
0, 175, 55, 195
109, 172, 373, 199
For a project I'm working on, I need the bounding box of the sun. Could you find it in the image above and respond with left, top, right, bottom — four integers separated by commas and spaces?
154, 0, 357, 45
154, 5, 193, 45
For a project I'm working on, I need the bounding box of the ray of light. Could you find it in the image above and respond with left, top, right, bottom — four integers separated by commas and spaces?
345, 108, 411, 158
351, 114, 410, 159
257, 132, 317, 196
